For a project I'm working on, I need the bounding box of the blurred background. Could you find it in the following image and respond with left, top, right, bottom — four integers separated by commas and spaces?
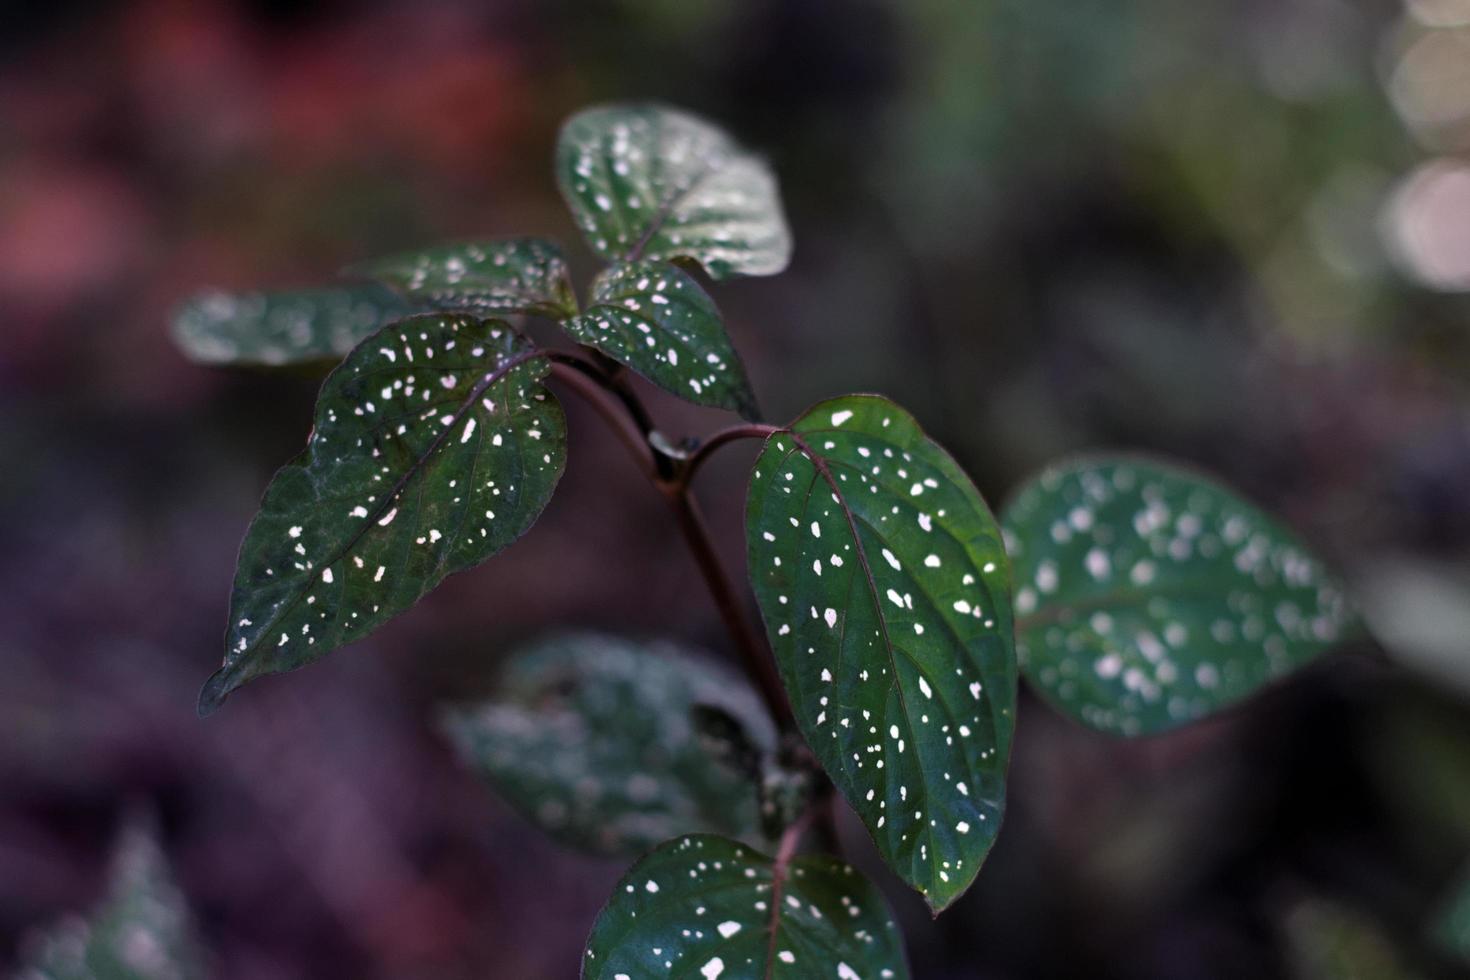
4, 0, 1470, 976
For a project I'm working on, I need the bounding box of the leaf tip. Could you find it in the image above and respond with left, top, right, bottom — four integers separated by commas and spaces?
736, 390, 765, 425
196, 668, 234, 718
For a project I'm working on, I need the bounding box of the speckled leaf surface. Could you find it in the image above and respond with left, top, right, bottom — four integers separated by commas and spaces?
582, 834, 909, 980
564, 260, 759, 418
1002, 457, 1356, 736
171, 284, 416, 366
556, 103, 792, 280
440, 634, 774, 857
201, 314, 565, 714
745, 395, 1015, 912
17, 816, 207, 980
347, 238, 578, 318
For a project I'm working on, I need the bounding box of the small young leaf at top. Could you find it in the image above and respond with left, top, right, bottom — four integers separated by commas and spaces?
345, 237, 578, 319
441, 633, 775, 857
1002, 456, 1358, 736
17, 814, 207, 980
171, 284, 416, 367
563, 260, 760, 419
201, 314, 566, 715
556, 103, 792, 279
581, 834, 910, 980
745, 395, 1016, 912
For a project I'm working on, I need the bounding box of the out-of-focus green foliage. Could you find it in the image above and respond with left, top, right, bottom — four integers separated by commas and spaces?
556, 104, 792, 280
1433, 866, 1470, 964
17, 816, 207, 980
1285, 898, 1424, 980
1004, 456, 1357, 735
441, 634, 773, 857
347, 238, 579, 319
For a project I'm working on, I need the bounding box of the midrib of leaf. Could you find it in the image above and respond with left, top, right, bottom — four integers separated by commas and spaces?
590, 869, 764, 969
813, 429, 1010, 759
624, 134, 716, 263
762, 832, 800, 980
237, 347, 545, 662
782, 429, 951, 884
784, 422, 1015, 900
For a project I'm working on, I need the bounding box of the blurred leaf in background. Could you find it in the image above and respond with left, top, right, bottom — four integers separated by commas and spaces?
15, 814, 206, 980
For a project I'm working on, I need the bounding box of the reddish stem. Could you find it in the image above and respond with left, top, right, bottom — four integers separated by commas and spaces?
678, 423, 779, 489
546, 351, 792, 731
662, 486, 793, 730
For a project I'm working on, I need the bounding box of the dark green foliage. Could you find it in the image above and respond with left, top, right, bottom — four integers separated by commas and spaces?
346, 238, 578, 318
556, 103, 792, 279
177, 101, 1368, 971
581, 835, 909, 980
441, 634, 773, 856
564, 260, 760, 418
745, 394, 1015, 910
1002, 456, 1357, 735
201, 314, 565, 713
172, 285, 417, 366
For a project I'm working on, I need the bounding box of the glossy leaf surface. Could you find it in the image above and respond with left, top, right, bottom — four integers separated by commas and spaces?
201, 314, 565, 714
745, 395, 1015, 911
441, 634, 774, 857
564, 260, 759, 418
347, 238, 578, 318
1003, 456, 1357, 736
582, 834, 909, 980
557, 103, 792, 279
18, 816, 207, 980
172, 285, 416, 366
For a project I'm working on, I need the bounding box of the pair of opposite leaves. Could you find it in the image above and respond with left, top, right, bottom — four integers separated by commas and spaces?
179, 103, 1358, 977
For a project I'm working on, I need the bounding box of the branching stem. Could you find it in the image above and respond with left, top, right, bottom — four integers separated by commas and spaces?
547, 360, 656, 476
678, 423, 779, 490
546, 349, 793, 731
663, 487, 793, 730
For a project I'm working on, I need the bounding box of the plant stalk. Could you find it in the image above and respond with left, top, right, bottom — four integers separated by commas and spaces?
661, 484, 794, 730
547, 353, 793, 730
678, 422, 779, 489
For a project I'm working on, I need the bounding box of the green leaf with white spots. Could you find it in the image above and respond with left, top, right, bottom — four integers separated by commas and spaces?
440, 633, 775, 857
563, 260, 759, 419
18, 815, 207, 980
346, 237, 578, 319
171, 284, 417, 367
200, 314, 566, 715
745, 395, 1016, 912
582, 834, 910, 980
1002, 456, 1358, 737
556, 103, 792, 280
